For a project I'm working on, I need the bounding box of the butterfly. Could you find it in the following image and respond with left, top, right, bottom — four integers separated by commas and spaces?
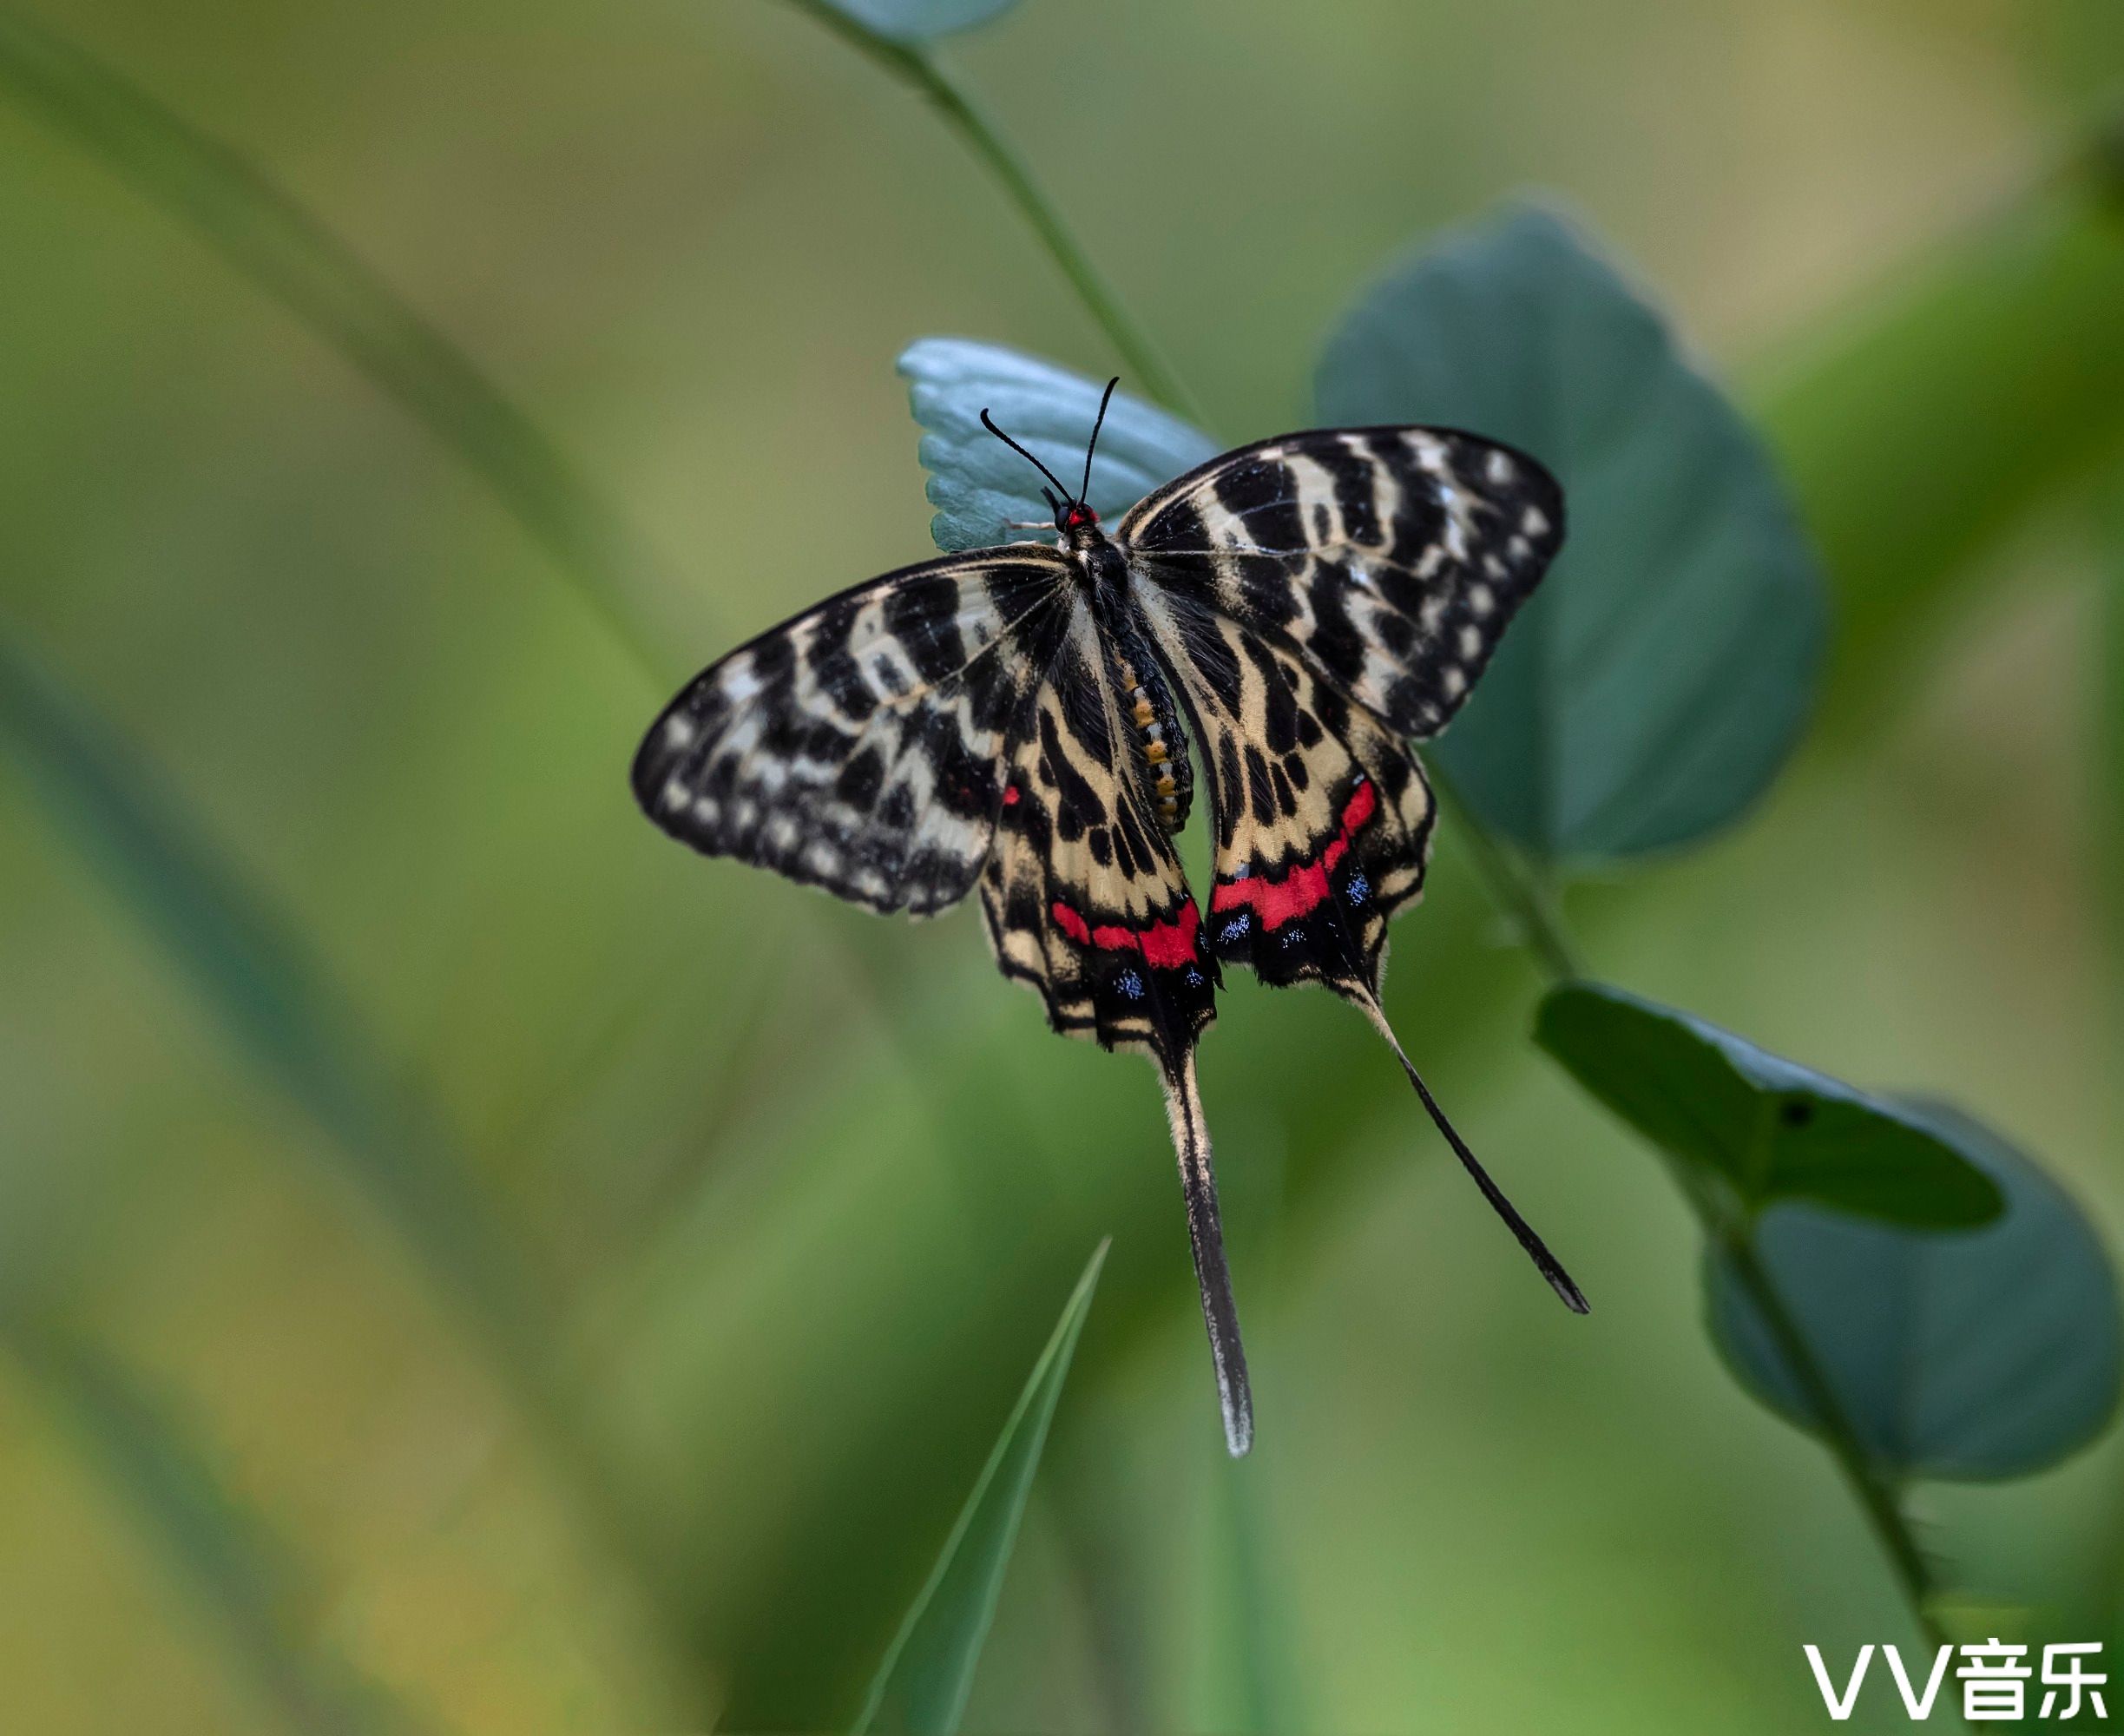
632, 378, 1584, 1456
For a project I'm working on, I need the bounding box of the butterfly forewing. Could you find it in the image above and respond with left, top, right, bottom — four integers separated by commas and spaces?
632, 549, 1070, 916
1117, 426, 1562, 741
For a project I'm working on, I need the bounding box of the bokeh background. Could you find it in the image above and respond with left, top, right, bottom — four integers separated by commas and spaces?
3, 0, 2121, 1730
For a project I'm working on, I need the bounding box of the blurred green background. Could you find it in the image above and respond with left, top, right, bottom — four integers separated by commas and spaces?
2, 0, 2121, 1730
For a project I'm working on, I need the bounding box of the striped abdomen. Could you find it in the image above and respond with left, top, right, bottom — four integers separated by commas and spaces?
1115, 645, 1193, 834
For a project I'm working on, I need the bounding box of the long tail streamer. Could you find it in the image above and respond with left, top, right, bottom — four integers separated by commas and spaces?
1352, 988, 1588, 1315
1159, 1046, 1254, 1457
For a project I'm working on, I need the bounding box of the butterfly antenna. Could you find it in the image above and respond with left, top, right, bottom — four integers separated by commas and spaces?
1079, 376, 1120, 506
1351, 984, 1588, 1313
980, 408, 1074, 504
1158, 1046, 1254, 1456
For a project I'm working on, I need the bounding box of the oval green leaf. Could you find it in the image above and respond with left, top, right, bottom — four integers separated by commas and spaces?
807, 0, 1021, 45
853, 1240, 1108, 1735
1535, 982, 2003, 1227
1316, 202, 1827, 863
1706, 1104, 2122, 1479
899, 338, 1220, 553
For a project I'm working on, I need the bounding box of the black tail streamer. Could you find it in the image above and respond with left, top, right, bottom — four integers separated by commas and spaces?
1353, 990, 1589, 1314
1158, 1047, 1254, 1456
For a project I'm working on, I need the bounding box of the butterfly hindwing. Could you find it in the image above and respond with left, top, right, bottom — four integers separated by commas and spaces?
1117, 426, 1562, 741
980, 603, 1215, 1061
1130, 585, 1434, 996
632, 549, 1070, 916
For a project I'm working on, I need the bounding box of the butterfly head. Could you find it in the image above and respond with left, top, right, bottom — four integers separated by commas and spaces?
980, 375, 1121, 549
1058, 497, 1100, 537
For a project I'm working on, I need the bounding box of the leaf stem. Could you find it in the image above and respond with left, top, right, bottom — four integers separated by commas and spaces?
780, 0, 1207, 426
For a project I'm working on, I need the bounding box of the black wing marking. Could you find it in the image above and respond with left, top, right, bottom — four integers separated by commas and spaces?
977, 601, 1252, 1452
1121, 438, 1587, 1316
632, 549, 1070, 916
1128, 584, 1435, 996
1116, 426, 1563, 740
978, 602, 1216, 1062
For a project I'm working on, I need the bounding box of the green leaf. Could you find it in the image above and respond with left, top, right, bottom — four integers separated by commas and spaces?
899, 339, 1219, 553
4, 1319, 426, 1735
1316, 202, 1827, 863
806, 0, 1021, 45
854, 1240, 1108, 1735
1535, 982, 2003, 1227
1706, 1104, 2123, 1479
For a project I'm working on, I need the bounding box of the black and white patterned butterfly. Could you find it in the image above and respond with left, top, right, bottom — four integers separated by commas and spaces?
633, 380, 1584, 1456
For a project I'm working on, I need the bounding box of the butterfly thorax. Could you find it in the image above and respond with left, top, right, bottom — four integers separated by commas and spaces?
1065, 521, 1194, 836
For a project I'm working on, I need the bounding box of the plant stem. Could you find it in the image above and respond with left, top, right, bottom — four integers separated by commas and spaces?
780, 0, 1207, 426
1716, 1231, 1949, 1652
1470, 804, 1949, 1645
1437, 778, 1953, 1644
1430, 769, 1587, 981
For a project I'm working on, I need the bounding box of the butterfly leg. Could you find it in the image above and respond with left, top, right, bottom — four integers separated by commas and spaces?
1159, 1045, 1254, 1457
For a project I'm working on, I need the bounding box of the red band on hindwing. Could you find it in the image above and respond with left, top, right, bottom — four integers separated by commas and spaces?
1049, 898, 1201, 968
1209, 777, 1378, 930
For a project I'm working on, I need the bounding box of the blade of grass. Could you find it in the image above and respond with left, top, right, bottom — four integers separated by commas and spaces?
0, 0, 909, 1172
3, 1317, 431, 1736
0, 624, 705, 1697
0, 7, 661, 681
853, 1240, 1109, 1736
1196, 1457, 1303, 1735
0, 628, 534, 1345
